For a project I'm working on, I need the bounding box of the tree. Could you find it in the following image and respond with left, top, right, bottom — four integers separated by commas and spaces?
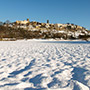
67, 26, 71, 30
0, 21, 3, 26
5, 20, 10, 24
67, 23, 70, 25
5, 20, 11, 27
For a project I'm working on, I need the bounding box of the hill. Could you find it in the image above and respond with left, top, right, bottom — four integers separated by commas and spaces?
0, 19, 90, 41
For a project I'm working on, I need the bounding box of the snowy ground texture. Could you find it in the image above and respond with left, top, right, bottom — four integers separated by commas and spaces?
0, 40, 90, 90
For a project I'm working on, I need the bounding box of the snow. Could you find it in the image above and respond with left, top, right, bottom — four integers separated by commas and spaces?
58, 31, 65, 33
0, 40, 90, 90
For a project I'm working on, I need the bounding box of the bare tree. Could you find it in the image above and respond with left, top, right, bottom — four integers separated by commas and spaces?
5, 20, 11, 27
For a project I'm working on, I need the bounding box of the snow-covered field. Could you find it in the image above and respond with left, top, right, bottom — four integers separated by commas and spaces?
0, 40, 90, 90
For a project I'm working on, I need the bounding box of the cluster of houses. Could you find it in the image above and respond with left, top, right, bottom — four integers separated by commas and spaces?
3, 18, 86, 31
0, 19, 90, 41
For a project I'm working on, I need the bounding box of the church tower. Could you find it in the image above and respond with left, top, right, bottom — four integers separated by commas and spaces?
47, 20, 49, 23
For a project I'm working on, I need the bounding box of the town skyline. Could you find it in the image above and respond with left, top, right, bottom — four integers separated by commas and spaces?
0, 0, 90, 29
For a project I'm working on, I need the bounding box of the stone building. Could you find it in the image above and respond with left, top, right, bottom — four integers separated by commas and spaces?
16, 19, 30, 25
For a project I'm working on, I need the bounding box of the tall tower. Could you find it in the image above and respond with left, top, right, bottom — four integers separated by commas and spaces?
27, 18, 29, 22
47, 20, 49, 23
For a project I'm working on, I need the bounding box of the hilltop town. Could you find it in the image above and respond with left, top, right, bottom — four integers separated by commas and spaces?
0, 19, 90, 41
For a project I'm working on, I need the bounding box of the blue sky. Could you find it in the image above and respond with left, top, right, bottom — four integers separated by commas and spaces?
0, 0, 90, 29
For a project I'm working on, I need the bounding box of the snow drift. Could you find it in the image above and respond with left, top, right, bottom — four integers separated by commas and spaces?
0, 40, 90, 90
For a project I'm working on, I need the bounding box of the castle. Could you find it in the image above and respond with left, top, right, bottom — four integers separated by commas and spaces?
16, 18, 30, 25
3, 18, 86, 32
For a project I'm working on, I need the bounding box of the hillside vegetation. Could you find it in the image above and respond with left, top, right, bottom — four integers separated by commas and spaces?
0, 20, 90, 41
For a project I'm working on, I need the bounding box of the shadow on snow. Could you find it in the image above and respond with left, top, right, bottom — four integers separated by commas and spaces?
8, 59, 35, 77
72, 67, 89, 89
40, 41, 90, 44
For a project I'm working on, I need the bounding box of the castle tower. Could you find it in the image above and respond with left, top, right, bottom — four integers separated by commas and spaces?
27, 18, 29, 22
